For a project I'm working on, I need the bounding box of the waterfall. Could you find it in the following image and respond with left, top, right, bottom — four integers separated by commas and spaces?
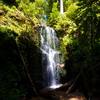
60, 0, 64, 14
40, 26, 62, 88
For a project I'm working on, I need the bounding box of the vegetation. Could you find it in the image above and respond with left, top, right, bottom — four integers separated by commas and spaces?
0, 0, 100, 99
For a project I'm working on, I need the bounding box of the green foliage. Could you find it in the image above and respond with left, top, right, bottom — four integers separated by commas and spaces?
47, 0, 100, 95
55, 15, 77, 34
47, 1, 78, 60
48, 8, 77, 59
0, 2, 40, 44
48, 2, 60, 26
64, 0, 76, 11
62, 35, 73, 46
65, 2, 78, 20
18, 0, 48, 18
0, 0, 100, 98
0, 0, 43, 99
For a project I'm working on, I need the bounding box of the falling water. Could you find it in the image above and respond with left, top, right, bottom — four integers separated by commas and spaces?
60, 0, 64, 14
40, 26, 62, 88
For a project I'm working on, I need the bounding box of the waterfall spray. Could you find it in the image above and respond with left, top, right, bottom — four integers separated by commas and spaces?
40, 26, 62, 89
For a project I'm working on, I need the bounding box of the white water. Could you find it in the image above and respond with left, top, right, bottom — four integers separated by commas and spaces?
40, 26, 61, 88
60, 0, 64, 14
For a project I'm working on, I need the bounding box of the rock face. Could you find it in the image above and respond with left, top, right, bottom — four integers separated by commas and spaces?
18, 29, 43, 88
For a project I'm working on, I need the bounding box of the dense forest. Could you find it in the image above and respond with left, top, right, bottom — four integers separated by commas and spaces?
0, 0, 100, 100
